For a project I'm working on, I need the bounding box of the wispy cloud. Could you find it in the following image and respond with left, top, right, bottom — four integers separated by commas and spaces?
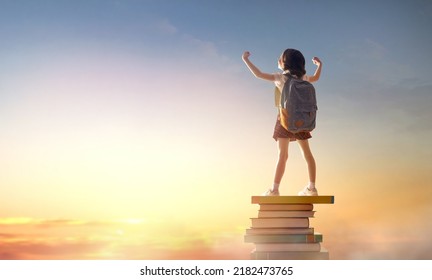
0, 216, 249, 260
3, 212, 431, 260
153, 18, 178, 34
182, 34, 220, 58
336, 38, 413, 86
0, 217, 144, 227
146, 18, 239, 72
327, 223, 432, 260
338, 38, 387, 61
319, 195, 432, 260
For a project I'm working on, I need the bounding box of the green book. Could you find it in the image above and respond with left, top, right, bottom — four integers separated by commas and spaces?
244, 233, 323, 243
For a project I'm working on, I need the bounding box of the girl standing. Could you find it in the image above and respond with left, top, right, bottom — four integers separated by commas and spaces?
242, 49, 322, 196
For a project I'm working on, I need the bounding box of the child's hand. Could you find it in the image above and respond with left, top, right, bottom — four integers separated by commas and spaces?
312, 57, 322, 66
242, 51, 251, 60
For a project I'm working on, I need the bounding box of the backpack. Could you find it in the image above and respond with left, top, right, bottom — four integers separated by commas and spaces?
279, 74, 317, 133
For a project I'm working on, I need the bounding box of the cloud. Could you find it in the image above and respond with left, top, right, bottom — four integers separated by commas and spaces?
145, 18, 238, 73
0, 216, 251, 260
336, 38, 413, 86
181, 34, 220, 57
322, 201, 432, 260
0, 238, 108, 260
0, 217, 141, 227
327, 227, 432, 260
0, 233, 19, 239
339, 38, 387, 61
152, 18, 178, 34
0, 217, 34, 225
3, 212, 432, 260
0, 235, 249, 260
337, 38, 386, 64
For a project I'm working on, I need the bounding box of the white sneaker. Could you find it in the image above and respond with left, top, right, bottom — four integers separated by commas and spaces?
262, 189, 280, 196
298, 186, 318, 196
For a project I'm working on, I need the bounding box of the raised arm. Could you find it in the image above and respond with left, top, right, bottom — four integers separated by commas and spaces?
307, 57, 322, 83
242, 51, 275, 82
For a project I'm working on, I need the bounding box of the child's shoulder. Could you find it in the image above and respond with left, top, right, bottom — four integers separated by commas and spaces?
273, 72, 287, 87
274, 72, 287, 83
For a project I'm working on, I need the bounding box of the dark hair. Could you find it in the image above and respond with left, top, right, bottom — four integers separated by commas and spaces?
282, 49, 306, 78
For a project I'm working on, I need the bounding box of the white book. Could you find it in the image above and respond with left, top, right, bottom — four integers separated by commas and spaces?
260, 204, 314, 211
255, 242, 321, 252
251, 218, 309, 228
258, 210, 315, 218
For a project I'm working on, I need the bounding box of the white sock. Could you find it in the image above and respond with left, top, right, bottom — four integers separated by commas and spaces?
308, 182, 316, 190
272, 183, 280, 191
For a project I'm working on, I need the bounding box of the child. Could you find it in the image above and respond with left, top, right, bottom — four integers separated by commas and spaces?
242, 49, 322, 196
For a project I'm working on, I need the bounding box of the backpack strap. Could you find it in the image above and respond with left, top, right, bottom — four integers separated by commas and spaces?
281, 74, 294, 108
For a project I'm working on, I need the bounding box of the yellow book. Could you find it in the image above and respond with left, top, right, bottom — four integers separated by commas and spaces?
252, 196, 334, 204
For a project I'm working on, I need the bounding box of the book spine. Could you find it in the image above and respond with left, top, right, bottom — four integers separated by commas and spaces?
245, 228, 315, 235
255, 242, 321, 252
251, 248, 329, 260
244, 234, 323, 243
259, 204, 314, 211
251, 218, 309, 228
246, 196, 333, 260
258, 210, 315, 218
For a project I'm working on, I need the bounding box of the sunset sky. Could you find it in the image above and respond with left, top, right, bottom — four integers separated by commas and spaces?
1, 0, 431, 259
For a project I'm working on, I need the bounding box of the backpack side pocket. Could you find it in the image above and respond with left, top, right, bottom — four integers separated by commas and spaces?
279, 107, 290, 131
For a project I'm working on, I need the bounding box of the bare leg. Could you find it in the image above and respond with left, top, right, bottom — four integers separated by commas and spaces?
273, 138, 290, 185
297, 139, 316, 183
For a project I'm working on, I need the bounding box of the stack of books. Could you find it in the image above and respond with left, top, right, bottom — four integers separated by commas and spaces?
245, 196, 334, 260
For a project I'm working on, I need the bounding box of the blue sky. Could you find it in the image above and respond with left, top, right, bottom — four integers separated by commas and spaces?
2, 0, 431, 103
1, 0, 431, 79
